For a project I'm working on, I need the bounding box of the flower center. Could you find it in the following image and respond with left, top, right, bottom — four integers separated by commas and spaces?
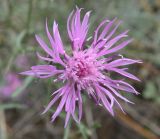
65, 50, 98, 81
62, 49, 106, 89
73, 58, 90, 78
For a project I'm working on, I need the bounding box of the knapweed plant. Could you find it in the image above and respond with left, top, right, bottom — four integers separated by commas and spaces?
21, 7, 141, 127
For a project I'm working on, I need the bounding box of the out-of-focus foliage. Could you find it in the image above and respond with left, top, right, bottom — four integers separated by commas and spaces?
0, 0, 160, 139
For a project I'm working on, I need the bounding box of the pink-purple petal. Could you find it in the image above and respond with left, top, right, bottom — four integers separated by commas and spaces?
106, 58, 142, 67
35, 35, 54, 57
108, 68, 140, 81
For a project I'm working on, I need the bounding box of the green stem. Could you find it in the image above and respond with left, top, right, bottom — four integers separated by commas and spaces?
4, 30, 27, 74
63, 120, 71, 139
26, 0, 33, 34
0, 110, 7, 139
77, 123, 88, 139
12, 76, 33, 97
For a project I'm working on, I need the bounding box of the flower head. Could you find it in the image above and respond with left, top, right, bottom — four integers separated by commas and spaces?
21, 7, 141, 127
15, 54, 29, 69
0, 73, 22, 98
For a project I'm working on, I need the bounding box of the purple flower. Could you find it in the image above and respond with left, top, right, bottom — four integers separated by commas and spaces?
21, 8, 141, 127
15, 54, 29, 69
0, 73, 22, 98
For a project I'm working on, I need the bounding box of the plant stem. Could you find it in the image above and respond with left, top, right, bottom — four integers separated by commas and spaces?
0, 110, 7, 139
63, 120, 71, 139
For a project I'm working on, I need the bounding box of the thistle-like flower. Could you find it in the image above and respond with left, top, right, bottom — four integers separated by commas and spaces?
21, 8, 141, 127
0, 73, 21, 98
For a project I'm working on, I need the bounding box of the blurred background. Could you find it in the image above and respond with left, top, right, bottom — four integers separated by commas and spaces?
0, 0, 160, 139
